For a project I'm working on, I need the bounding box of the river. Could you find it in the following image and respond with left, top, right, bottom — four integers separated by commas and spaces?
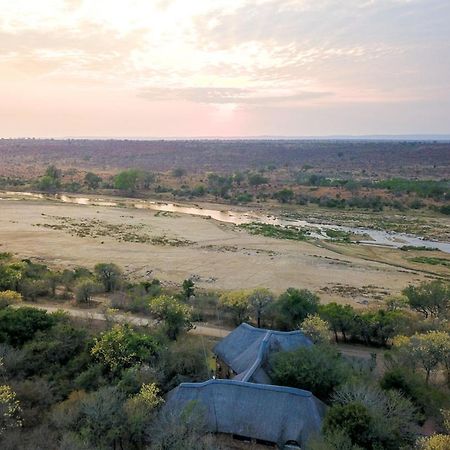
2, 191, 449, 253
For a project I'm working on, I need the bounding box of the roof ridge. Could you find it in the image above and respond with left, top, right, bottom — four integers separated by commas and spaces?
177, 379, 314, 398
241, 322, 308, 336
241, 330, 272, 382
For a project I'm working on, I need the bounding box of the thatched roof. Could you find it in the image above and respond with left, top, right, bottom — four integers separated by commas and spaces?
214, 323, 312, 383
166, 379, 325, 446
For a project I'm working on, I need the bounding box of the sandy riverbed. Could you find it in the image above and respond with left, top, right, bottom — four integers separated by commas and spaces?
0, 198, 432, 304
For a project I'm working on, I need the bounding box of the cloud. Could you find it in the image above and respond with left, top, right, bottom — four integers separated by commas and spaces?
0, 0, 449, 136
64, 0, 83, 10
138, 86, 332, 105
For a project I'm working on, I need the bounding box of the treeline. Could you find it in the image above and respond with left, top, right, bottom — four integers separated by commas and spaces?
3, 165, 449, 215
1, 253, 449, 349
296, 173, 449, 200
33, 166, 157, 194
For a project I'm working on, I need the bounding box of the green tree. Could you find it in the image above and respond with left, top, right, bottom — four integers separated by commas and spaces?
270, 345, 351, 400
274, 188, 295, 204
301, 315, 331, 344
124, 383, 164, 448
393, 332, 450, 385
233, 171, 245, 185
0, 307, 57, 346
20, 322, 88, 378
403, 280, 449, 319
182, 279, 195, 300
247, 173, 268, 187
114, 169, 139, 192
207, 173, 232, 198
94, 263, 122, 292
276, 288, 319, 330
75, 280, 99, 304
37, 165, 61, 191
356, 309, 408, 346
114, 169, 155, 192
219, 291, 250, 325
319, 303, 356, 342
91, 324, 160, 374
248, 288, 275, 328
45, 271, 61, 298
84, 172, 102, 189
0, 262, 26, 291
149, 295, 193, 340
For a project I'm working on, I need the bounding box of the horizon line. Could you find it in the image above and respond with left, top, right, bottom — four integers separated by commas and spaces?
2, 134, 450, 142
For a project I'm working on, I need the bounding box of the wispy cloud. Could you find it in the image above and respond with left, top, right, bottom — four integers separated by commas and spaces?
138, 86, 333, 104
0, 0, 448, 136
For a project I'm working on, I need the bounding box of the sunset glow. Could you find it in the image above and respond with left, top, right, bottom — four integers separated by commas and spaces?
1, 0, 449, 137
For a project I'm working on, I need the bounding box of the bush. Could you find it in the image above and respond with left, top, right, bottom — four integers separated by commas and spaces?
75, 280, 99, 304
323, 402, 372, 448
270, 345, 352, 400
19, 323, 88, 379
76, 386, 127, 449
149, 295, 193, 340
331, 382, 419, 449
94, 263, 122, 293
301, 315, 331, 344
91, 324, 160, 375
160, 338, 210, 390
0, 307, 58, 347
0, 290, 22, 307
380, 367, 449, 419
275, 288, 319, 330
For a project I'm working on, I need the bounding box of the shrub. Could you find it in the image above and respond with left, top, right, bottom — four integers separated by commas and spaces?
149, 295, 193, 339
270, 345, 352, 400
323, 402, 372, 448
0, 308, 57, 347
275, 288, 319, 330
0, 291, 22, 307
301, 315, 332, 344
331, 382, 419, 449
75, 280, 99, 304
91, 325, 160, 375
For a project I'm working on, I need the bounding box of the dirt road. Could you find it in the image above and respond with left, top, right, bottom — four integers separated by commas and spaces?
17, 302, 231, 338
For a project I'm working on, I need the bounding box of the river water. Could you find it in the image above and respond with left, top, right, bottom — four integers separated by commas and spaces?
2, 191, 450, 253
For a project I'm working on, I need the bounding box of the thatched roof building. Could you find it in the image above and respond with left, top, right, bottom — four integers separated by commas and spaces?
166, 379, 326, 447
214, 323, 313, 383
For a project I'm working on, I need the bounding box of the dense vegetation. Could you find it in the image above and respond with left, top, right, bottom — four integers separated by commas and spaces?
1, 139, 449, 176
0, 253, 449, 449
1, 143, 449, 215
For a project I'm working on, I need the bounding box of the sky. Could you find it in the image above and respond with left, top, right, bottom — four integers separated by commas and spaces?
0, 0, 449, 138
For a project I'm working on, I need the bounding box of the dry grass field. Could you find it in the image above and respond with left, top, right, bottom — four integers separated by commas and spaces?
1, 195, 445, 305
